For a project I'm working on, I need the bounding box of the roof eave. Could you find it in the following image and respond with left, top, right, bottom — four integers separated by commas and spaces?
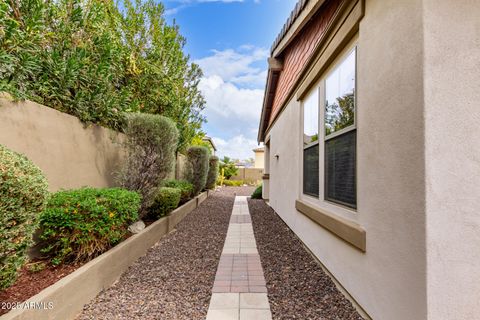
271, 0, 328, 58
257, 58, 283, 143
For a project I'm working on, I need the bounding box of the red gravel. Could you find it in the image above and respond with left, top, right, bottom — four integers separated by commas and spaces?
78, 186, 254, 320
248, 199, 364, 320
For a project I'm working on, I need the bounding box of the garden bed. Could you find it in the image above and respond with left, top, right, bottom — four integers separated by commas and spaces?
0, 192, 208, 320
0, 263, 80, 316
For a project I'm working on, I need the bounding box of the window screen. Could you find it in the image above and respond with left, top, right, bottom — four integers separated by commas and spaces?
325, 130, 356, 208
304, 144, 319, 197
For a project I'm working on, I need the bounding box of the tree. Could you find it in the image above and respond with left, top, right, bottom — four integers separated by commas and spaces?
219, 156, 238, 180
325, 92, 354, 136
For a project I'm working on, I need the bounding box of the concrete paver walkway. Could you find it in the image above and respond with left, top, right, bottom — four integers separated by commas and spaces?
206, 196, 272, 320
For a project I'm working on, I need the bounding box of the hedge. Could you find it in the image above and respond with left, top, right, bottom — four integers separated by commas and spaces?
149, 187, 182, 219
0, 145, 49, 289
185, 146, 209, 195
39, 188, 140, 265
206, 156, 219, 190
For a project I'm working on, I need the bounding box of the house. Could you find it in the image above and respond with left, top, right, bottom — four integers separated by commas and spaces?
253, 146, 265, 169
201, 136, 217, 155
258, 1, 480, 319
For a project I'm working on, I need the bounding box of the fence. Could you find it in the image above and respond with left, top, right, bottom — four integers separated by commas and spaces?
231, 168, 263, 183
0, 96, 125, 191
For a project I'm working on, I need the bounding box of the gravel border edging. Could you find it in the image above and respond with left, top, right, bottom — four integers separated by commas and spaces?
248, 199, 365, 320
78, 186, 254, 320
0, 192, 208, 320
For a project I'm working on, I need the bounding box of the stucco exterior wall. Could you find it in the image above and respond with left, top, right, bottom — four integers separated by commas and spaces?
265, 0, 428, 319
423, 1, 480, 319
0, 97, 125, 191
254, 150, 264, 169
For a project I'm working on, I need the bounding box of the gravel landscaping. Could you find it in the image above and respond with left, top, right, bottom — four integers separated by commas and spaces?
78, 186, 254, 320
248, 199, 364, 320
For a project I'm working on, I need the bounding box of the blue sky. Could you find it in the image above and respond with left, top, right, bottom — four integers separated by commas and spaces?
163, 0, 297, 160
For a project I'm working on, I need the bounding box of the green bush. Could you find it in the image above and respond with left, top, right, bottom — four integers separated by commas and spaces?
39, 188, 140, 265
251, 185, 263, 199
118, 113, 179, 218
219, 156, 238, 179
206, 156, 219, 190
0, 0, 206, 146
222, 180, 245, 187
185, 146, 209, 195
162, 179, 194, 204
0, 145, 49, 289
149, 187, 181, 219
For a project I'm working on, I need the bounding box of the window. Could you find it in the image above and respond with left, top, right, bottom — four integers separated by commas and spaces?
324, 48, 356, 208
303, 90, 319, 197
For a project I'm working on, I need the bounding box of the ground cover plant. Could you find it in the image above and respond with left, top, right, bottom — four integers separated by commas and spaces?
118, 113, 178, 217
222, 180, 245, 187
39, 188, 140, 265
149, 187, 182, 219
0, 145, 49, 289
186, 146, 209, 195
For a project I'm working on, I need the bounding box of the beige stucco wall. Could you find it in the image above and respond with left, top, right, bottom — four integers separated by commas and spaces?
423, 1, 480, 319
0, 97, 125, 191
265, 0, 428, 319
254, 150, 264, 169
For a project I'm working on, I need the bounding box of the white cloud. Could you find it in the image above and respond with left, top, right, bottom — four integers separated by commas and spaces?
199, 75, 263, 122
212, 135, 258, 160
195, 46, 267, 160
165, 0, 262, 15
195, 48, 268, 87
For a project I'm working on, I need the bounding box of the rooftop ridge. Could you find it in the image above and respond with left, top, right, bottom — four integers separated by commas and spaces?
270, 0, 309, 54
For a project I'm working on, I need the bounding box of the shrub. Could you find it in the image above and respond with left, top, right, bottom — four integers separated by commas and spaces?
162, 179, 194, 204
149, 187, 181, 219
206, 156, 219, 190
118, 113, 179, 218
1, 0, 206, 143
251, 185, 263, 199
39, 188, 140, 265
0, 145, 49, 289
185, 146, 209, 195
222, 180, 245, 187
219, 156, 238, 179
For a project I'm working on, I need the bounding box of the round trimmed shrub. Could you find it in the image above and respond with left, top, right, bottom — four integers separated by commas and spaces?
0, 145, 49, 289
149, 187, 181, 218
206, 156, 219, 190
39, 188, 140, 265
118, 113, 179, 218
162, 179, 194, 204
185, 146, 209, 195
251, 185, 262, 199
